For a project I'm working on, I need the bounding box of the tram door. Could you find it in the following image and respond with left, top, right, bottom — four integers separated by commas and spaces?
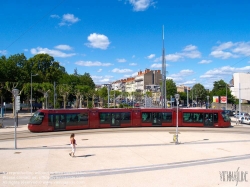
152, 112, 162, 126
204, 113, 213, 127
53, 114, 66, 130
111, 113, 121, 127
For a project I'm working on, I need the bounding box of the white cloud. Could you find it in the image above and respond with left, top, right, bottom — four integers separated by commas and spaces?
210, 41, 250, 59
30, 47, 76, 57
167, 69, 195, 86
232, 42, 250, 56
151, 63, 161, 68
97, 69, 102, 72
59, 14, 80, 26
129, 63, 137, 66
202, 66, 250, 77
147, 54, 155, 59
112, 68, 133, 73
75, 60, 112, 66
132, 55, 135, 58
198, 60, 212, 64
210, 50, 237, 59
23, 49, 28, 52
183, 45, 197, 51
129, 0, 155, 11
86, 33, 110, 50
165, 54, 183, 61
181, 45, 201, 58
182, 50, 201, 58
151, 63, 162, 68
154, 45, 201, 62
214, 41, 234, 51
54, 45, 72, 50
0, 50, 7, 55
170, 69, 194, 77
117, 58, 126, 62
50, 14, 60, 19
91, 75, 113, 84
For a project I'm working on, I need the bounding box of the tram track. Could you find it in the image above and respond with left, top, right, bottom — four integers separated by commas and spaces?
0, 126, 250, 141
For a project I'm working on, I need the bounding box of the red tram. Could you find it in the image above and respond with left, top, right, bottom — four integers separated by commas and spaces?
27, 108, 231, 132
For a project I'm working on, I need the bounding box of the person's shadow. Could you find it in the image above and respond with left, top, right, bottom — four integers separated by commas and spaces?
76, 154, 95, 158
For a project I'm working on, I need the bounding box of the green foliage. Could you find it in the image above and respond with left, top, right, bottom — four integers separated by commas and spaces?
166, 79, 177, 100
210, 80, 235, 104
87, 101, 93, 108
191, 83, 207, 102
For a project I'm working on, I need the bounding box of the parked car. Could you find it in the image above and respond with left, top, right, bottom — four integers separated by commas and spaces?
235, 112, 249, 118
239, 116, 250, 124
134, 103, 140, 107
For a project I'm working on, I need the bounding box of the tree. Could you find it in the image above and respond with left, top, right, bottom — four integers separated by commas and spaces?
191, 83, 207, 105
58, 84, 71, 109
210, 80, 235, 104
28, 54, 65, 83
32, 82, 53, 109
166, 79, 177, 100
72, 85, 90, 108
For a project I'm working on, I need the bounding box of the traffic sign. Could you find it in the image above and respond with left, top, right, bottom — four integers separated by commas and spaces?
15, 96, 20, 111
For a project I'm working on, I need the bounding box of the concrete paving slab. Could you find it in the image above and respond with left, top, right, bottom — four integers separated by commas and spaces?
0, 123, 250, 187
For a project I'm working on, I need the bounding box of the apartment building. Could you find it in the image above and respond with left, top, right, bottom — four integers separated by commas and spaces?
230, 73, 250, 102
134, 69, 161, 93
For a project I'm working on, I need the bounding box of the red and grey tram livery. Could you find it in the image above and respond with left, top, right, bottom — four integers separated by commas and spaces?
28, 108, 231, 132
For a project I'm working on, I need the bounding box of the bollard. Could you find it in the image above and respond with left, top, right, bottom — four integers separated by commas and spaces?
173, 134, 177, 143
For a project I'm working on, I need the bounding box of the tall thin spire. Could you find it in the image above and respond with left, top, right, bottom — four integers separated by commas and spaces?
161, 25, 167, 108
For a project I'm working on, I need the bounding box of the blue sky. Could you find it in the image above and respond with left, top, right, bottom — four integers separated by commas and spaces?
1, 0, 250, 89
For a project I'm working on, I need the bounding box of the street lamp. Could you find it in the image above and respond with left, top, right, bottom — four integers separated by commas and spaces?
31, 73, 38, 115
175, 93, 180, 145
103, 84, 111, 108
12, 88, 19, 149
207, 96, 209, 109
44, 91, 49, 109
226, 83, 228, 110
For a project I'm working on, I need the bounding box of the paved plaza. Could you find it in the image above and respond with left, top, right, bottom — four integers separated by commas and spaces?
0, 114, 250, 187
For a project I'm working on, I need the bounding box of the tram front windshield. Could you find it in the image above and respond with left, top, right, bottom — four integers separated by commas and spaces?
221, 111, 231, 122
29, 111, 45, 125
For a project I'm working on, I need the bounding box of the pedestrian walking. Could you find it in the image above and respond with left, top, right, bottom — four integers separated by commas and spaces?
69, 133, 77, 157
235, 117, 239, 126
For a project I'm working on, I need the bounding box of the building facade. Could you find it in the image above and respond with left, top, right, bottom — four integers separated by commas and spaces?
230, 73, 250, 102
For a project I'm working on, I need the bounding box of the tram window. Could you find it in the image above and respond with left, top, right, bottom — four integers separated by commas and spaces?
29, 111, 45, 125
183, 113, 203, 123
213, 113, 218, 123
221, 111, 230, 122
142, 112, 151, 122
100, 112, 111, 124
120, 112, 131, 123
205, 114, 213, 122
79, 113, 88, 124
162, 112, 172, 122
48, 114, 53, 126
152, 112, 161, 123
65, 114, 78, 126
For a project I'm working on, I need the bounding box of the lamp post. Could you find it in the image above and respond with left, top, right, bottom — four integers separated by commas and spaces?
104, 84, 111, 108
31, 73, 38, 115
12, 89, 19, 149
207, 96, 209, 109
226, 83, 228, 110
44, 92, 49, 109
195, 95, 197, 107
175, 93, 180, 145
